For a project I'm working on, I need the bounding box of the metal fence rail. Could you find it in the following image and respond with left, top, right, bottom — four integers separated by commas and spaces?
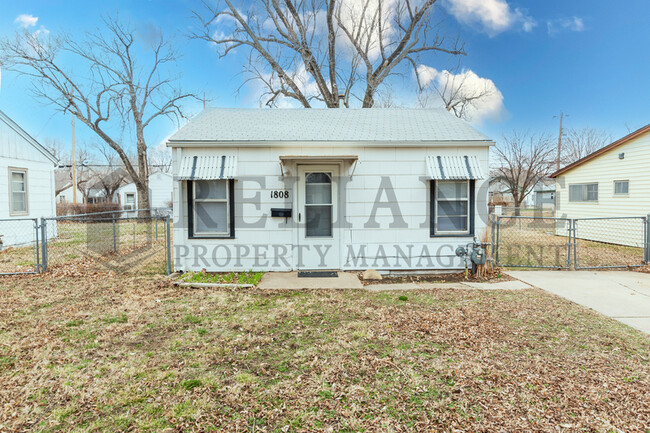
0, 218, 40, 275
494, 215, 649, 270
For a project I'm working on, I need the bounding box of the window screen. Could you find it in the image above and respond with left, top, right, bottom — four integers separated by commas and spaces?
192, 180, 231, 236
569, 183, 598, 202
614, 181, 629, 195
434, 181, 469, 234
10, 170, 27, 214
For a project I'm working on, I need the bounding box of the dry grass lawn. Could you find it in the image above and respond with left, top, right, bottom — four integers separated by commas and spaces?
1, 273, 649, 432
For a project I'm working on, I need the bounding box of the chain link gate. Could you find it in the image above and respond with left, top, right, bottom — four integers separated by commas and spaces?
0, 218, 41, 275
494, 215, 573, 268
494, 215, 649, 270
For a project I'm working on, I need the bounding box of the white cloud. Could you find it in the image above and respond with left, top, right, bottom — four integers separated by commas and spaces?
547, 17, 585, 35
416, 65, 505, 123
15, 14, 39, 28
441, 0, 536, 36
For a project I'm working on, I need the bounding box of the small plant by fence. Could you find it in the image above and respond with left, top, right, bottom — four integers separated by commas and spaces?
0, 209, 171, 276
493, 215, 648, 269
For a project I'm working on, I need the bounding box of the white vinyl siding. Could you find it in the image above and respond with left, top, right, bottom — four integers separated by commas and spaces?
556, 130, 650, 218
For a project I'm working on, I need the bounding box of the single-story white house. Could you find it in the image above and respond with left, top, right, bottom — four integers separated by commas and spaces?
551, 122, 650, 246
0, 109, 57, 247
56, 183, 84, 204
115, 171, 173, 213
168, 108, 493, 272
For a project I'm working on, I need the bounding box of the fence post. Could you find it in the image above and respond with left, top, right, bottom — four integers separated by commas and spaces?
490, 213, 496, 260
40, 219, 48, 273
34, 219, 40, 273
646, 214, 650, 264
165, 215, 172, 275
112, 217, 117, 253
495, 216, 500, 265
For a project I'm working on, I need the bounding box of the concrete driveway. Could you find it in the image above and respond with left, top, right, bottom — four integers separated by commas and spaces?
508, 270, 650, 334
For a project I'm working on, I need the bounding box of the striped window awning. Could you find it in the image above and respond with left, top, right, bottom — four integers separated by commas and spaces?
177, 155, 237, 180
426, 155, 485, 180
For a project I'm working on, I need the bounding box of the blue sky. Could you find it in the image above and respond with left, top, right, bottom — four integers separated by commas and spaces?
0, 0, 648, 156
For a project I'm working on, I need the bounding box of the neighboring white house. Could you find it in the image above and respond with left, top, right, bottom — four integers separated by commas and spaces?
551, 123, 650, 246
167, 108, 493, 272
115, 171, 173, 212
0, 109, 57, 247
56, 183, 84, 204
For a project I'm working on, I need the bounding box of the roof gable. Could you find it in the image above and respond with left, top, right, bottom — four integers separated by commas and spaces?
168, 108, 492, 145
551, 123, 650, 177
0, 109, 58, 164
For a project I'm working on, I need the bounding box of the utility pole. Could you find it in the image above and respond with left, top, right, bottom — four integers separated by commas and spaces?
72, 113, 77, 204
554, 112, 567, 170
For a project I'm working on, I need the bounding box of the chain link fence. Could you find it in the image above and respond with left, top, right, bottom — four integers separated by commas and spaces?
42, 210, 171, 275
0, 209, 171, 277
494, 215, 648, 269
494, 216, 572, 268
0, 218, 41, 275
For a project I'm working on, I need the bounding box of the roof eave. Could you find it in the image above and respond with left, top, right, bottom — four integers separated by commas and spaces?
551, 123, 650, 178
0, 109, 59, 165
167, 139, 495, 148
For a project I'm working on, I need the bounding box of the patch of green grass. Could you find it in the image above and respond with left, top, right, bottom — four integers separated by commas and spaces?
0, 355, 16, 371
66, 319, 84, 327
179, 270, 265, 286
180, 379, 202, 391
398, 295, 409, 301
184, 314, 201, 324
103, 313, 128, 324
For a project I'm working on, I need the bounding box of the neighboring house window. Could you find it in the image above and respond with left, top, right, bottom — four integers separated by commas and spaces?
9, 168, 28, 215
59, 195, 66, 203
431, 180, 475, 236
188, 180, 234, 238
125, 193, 136, 210
569, 183, 598, 202
614, 180, 629, 195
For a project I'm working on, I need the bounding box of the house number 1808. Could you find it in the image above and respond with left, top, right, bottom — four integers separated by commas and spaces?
270, 190, 289, 199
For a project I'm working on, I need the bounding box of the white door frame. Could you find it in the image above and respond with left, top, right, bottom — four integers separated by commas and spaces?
295, 164, 342, 270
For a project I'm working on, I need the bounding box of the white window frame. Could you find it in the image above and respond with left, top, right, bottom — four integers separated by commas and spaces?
192, 180, 230, 237
613, 180, 629, 196
8, 167, 28, 216
434, 180, 470, 235
124, 193, 136, 210
568, 183, 598, 202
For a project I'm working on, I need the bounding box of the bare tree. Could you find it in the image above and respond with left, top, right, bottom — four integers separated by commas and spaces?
0, 16, 197, 213
416, 66, 493, 120
493, 132, 555, 215
561, 127, 612, 166
192, 0, 464, 108
148, 145, 173, 173
88, 142, 129, 202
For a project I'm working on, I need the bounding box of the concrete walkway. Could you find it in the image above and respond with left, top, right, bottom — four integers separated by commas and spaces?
508, 270, 650, 334
364, 280, 531, 291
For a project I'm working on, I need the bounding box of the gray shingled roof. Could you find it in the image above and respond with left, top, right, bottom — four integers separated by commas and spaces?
168, 108, 491, 144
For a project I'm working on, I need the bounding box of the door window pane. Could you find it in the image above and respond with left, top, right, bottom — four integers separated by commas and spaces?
195, 202, 228, 234
306, 205, 332, 237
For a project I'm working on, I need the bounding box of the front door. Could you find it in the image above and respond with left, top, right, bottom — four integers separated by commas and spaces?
297, 165, 340, 269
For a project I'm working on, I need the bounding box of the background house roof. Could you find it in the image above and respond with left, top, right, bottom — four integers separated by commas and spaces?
168, 108, 492, 145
